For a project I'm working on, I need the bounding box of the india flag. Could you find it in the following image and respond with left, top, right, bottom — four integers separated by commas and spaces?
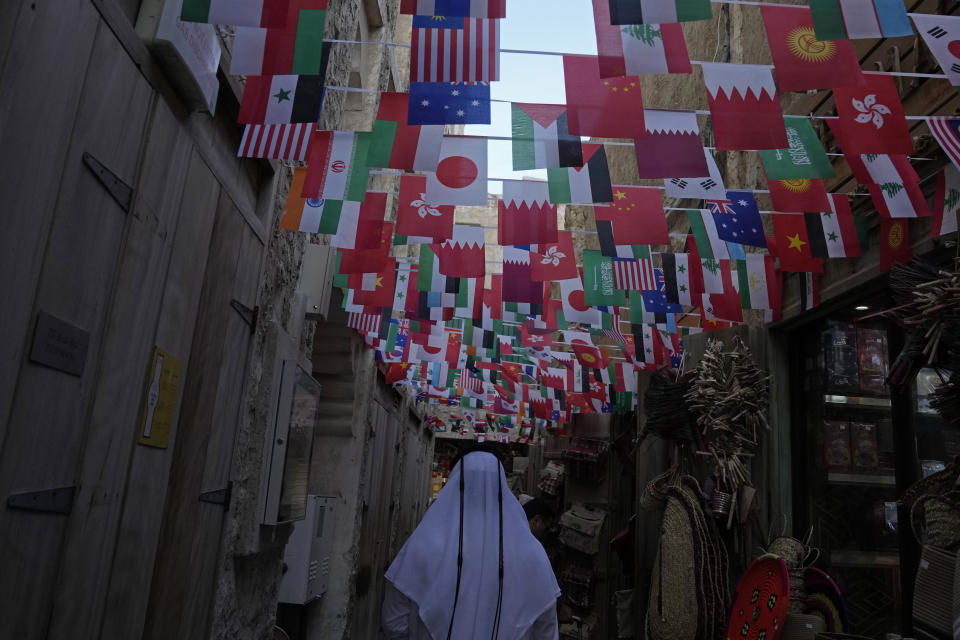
810, 0, 912, 40
279, 168, 342, 232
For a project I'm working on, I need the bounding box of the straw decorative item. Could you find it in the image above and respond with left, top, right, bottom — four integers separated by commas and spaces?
725, 556, 790, 640
764, 532, 820, 615
910, 491, 960, 551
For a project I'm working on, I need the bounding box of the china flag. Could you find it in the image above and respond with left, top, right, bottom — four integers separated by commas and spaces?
833, 75, 914, 154
563, 55, 646, 139
771, 215, 824, 272
385, 363, 412, 385
879, 218, 910, 271
760, 4, 863, 92
767, 177, 831, 213
594, 186, 668, 245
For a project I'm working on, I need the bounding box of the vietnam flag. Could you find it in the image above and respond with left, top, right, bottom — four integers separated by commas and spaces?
563, 55, 646, 139
350, 259, 397, 308
771, 215, 825, 272
833, 75, 914, 154
879, 218, 911, 272
396, 174, 455, 241
760, 5, 863, 92
767, 177, 831, 213
594, 186, 668, 245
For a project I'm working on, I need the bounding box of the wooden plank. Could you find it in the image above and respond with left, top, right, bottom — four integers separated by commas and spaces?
0, 15, 154, 638
0, 0, 100, 446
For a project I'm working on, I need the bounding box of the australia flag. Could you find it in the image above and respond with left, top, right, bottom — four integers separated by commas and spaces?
708, 189, 767, 248
408, 82, 491, 125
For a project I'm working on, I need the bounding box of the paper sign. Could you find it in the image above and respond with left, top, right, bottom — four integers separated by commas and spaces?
138, 347, 182, 449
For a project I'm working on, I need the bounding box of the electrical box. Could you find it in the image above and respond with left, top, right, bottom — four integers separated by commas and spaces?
279, 495, 337, 604
298, 244, 337, 321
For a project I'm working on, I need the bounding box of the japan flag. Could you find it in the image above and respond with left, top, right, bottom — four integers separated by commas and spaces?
426, 136, 489, 205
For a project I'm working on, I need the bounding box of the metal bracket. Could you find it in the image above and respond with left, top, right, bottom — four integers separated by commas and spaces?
82, 152, 132, 212
230, 299, 259, 333
199, 481, 232, 509
7, 486, 76, 515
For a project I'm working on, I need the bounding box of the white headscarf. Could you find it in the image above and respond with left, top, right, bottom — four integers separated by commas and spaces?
385, 451, 561, 640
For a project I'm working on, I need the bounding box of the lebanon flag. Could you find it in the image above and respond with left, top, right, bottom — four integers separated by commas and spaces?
913, 15, 960, 88
511, 103, 583, 170
399, 0, 506, 18
771, 214, 825, 272
410, 17, 500, 82
594, 186, 669, 245
836, 147, 931, 219
767, 178, 831, 213
559, 276, 603, 326
879, 218, 911, 271
760, 5, 863, 93
531, 232, 578, 281
426, 136, 488, 206
933, 165, 960, 238
397, 175, 455, 241
237, 71, 329, 124
833, 75, 914, 155
302, 130, 370, 201
593, 0, 690, 77
635, 110, 708, 178
563, 55, 646, 139
700, 63, 787, 150
803, 194, 861, 258
547, 144, 614, 205
231, 9, 327, 75
498, 181, 559, 245
607, 0, 712, 25
433, 224, 485, 278
181, 0, 313, 27
367, 92, 443, 171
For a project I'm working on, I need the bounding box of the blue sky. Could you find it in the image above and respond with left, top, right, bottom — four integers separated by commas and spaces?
465, 0, 599, 194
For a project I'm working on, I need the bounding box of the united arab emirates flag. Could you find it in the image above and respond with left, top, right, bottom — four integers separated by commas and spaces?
758, 118, 834, 180
238, 65, 330, 124
608, 0, 711, 25
231, 10, 327, 75
547, 144, 614, 204
511, 103, 582, 170
368, 92, 443, 171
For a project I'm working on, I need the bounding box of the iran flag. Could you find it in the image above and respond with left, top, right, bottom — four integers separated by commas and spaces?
426, 136, 488, 205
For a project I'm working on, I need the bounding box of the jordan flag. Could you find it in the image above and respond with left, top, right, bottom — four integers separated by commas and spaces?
700, 63, 787, 150
238, 71, 329, 124
933, 164, 960, 238
879, 218, 911, 271
913, 15, 960, 88
635, 110, 708, 178
396, 174, 455, 241
563, 55, 646, 139
594, 186, 668, 246
547, 144, 614, 204
767, 178, 831, 213
368, 92, 443, 171
498, 181, 559, 245
426, 136, 488, 206
833, 75, 914, 155
593, 0, 691, 77
511, 103, 583, 170
760, 5, 863, 92
531, 232, 578, 281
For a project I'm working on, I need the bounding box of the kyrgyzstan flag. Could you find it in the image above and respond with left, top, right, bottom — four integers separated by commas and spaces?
498, 181, 558, 245
771, 214, 825, 272
594, 186, 668, 245
396, 174, 455, 241
231, 9, 328, 75
367, 92, 443, 171
767, 177, 831, 213
426, 136, 489, 206
833, 75, 914, 154
530, 232, 578, 282
700, 62, 787, 150
593, 0, 691, 77
760, 5, 863, 92
879, 218, 911, 271
563, 55, 646, 139
571, 341, 610, 369
238, 72, 329, 124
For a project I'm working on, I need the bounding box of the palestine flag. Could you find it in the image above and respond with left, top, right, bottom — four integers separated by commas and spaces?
238, 64, 330, 124
608, 0, 711, 25
231, 9, 327, 75
547, 144, 614, 204
759, 118, 835, 180
512, 103, 583, 170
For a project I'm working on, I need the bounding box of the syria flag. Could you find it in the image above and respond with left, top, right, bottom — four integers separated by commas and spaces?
396, 174, 455, 241
635, 110, 708, 178
771, 214, 825, 272
238, 71, 329, 124
879, 218, 911, 271
531, 232, 578, 281
433, 225, 485, 278
767, 178, 831, 213
833, 75, 914, 155
498, 181, 559, 245
760, 5, 863, 92
563, 55, 646, 139
804, 193, 861, 258
368, 92, 443, 171
594, 186, 669, 246
593, 0, 691, 77
426, 136, 488, 206
700, 63, 787, 150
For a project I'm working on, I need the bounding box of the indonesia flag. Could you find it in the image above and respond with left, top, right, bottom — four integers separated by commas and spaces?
411, 17, 500, 83
593, 0, 690, 77
238, 123, 314, 161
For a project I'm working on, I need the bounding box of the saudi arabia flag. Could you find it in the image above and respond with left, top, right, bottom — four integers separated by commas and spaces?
547, 145, 613, 204
511, 103, 582, 170
759, 119, 835, 180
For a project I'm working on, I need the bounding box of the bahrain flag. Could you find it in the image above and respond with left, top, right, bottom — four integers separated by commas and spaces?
700, 63, 787, 150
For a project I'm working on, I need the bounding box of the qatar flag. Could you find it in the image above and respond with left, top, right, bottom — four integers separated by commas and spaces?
426, 136, 489, 205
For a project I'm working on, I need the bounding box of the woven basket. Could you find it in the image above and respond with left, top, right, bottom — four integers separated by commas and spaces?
648, 496, 699, 640
781, 614, 826, 640
911, 491, 960, 551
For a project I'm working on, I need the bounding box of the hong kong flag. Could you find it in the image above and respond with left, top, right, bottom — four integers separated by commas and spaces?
396, 174, 455, 241
767, 177, 831, 213
700, 63, 787, 150
530, 232, 578, 282
833, 75, 914, 155
563, 55, 646, 139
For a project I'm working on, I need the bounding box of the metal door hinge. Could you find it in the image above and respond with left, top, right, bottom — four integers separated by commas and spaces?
199, 482, 232, 509
82, 152, 132, 212
230, 299, 259, 333
7, 486, 76, 515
